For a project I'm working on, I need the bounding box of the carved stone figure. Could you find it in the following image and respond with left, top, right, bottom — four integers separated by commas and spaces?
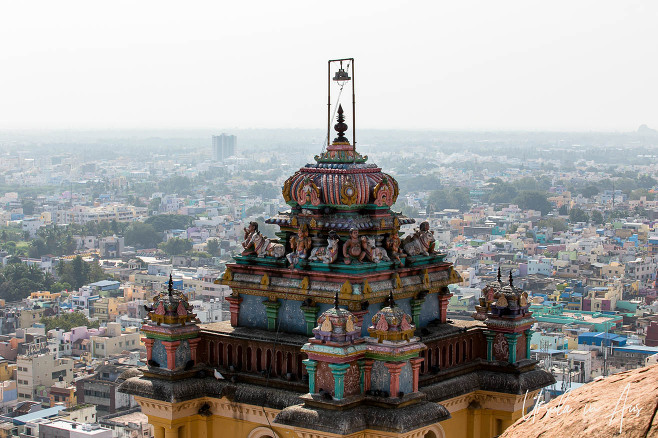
402, 221, 436, 256
241, 221, 259, 256
287, 224, 312, 267
385, 230, 407, 263
309, 231, 339, 264
360, 235, 390, 263
343, 228, 366, 264
244, 229, 285, 258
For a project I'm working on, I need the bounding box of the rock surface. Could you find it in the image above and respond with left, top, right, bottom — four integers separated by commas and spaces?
500, 363, 658, 438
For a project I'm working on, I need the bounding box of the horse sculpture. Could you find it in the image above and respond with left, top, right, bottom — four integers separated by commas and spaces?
247, 231, 285, 258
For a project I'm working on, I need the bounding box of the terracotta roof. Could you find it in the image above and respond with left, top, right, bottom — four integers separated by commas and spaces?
500, 363, 658, 438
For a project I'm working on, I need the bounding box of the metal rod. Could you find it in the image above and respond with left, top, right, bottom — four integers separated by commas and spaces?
327, 60, 331, 148
351, 58, 356, 149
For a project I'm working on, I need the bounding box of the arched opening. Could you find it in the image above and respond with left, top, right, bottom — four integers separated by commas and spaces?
218, 342, 224, 366
469, 338, 474, 358
257, 348, 262, 372
456, 342, 460, 364
435, 347, 441, 368
424, 431, 438, 438
296, 354, 304, 379
266, 350, 272, 376
237, 345, 243, 370
428, 348, 433, 368
208, 342, 214, 366
247, 426, 280, 438
449, 344, 453, 366
227, 344, 233, 367
463, 340, 467, 361
276, 351, 283, 376
286, 352, 292, 376
420, 350, 426, 373
246, 347, 253, 371
442, 346, 447, 367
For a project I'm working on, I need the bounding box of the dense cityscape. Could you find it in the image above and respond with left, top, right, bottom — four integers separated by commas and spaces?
0, 125, 656, 436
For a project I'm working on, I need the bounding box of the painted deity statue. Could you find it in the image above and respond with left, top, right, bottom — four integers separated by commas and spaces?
241, 221, 259, 256
343, 228, 366, 264
287, 224, 313, 267
309, 230, 340, 264
402, 221, 436, 256
242, 221, 285, 258
385, 230, 406, 264
360, 235, 390, 263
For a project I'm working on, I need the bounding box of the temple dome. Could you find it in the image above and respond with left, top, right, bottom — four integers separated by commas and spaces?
282, 107, 399, 211
489, 272, 530, 318
368, 293, 415, 342
312, 295, 361, 344
146, 275, 198, 326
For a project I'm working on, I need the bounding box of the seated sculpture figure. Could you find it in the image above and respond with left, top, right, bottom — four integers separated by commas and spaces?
385, 230, 407, 264
242, 222, 285, 258
343, 228, 366, 264
287, 224, 312, 268
402, 221, 436, 256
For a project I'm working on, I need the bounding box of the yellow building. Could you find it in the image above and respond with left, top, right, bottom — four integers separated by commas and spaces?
0, 361, 15, 382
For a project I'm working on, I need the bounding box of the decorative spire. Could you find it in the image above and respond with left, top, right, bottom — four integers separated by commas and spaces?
388, 290, 395, 307
497, 266, 502, 282
333, 105, 348, 143
168, 274, 174, 298
334, 291, 339, 310
509, 271, 513, 287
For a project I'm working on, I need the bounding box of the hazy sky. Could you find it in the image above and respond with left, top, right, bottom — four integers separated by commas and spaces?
1, 1, 656, 131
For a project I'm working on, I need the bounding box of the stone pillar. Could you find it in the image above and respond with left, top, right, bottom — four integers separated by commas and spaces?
164, 426, 179, 438
225, 296, 242, 327
437, 287, 453, 324
302, 359, 318, 394
409, 357, 423, 393
162, 341, 181, 370
384, 362, 405, 398
525, 329, 534, 360
362, 359, 374, 393
300, 304, 319, 336
188, 338, 201, 364
328, 363, 351, 400
357, 359, 366, 394
263, 299, 281, 331
505, 333, 521, 363
143, 338, 155, 361
485, 331, 495, 362
411, 298, 425, 328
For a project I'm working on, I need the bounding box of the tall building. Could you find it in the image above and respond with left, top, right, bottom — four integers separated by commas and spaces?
211, 133, 236, 161
120, 61, 553, 438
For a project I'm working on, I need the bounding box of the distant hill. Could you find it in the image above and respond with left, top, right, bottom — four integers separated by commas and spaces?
638, 124, 658, 135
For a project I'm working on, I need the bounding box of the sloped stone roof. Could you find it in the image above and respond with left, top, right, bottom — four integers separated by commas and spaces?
500, 363, 658, 438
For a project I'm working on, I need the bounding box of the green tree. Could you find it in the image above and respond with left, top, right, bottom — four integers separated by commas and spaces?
487, 182, 518, 204
558, 204, 569, 216
21, 199, 36, 215
580, 185, 600, 198
145, 215, 194, 232
0, 264, 51, 302
148, 197, 161, 214
159, 238, 193, 256
569, 208, 589, 223
538, 217, 568, 232
513, 191, 552, 215
41, 313, 100, 331
50, 281, 72, 293
591, 210, 604, 225
206, 239, 220, 257
124, 222, 161, 249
